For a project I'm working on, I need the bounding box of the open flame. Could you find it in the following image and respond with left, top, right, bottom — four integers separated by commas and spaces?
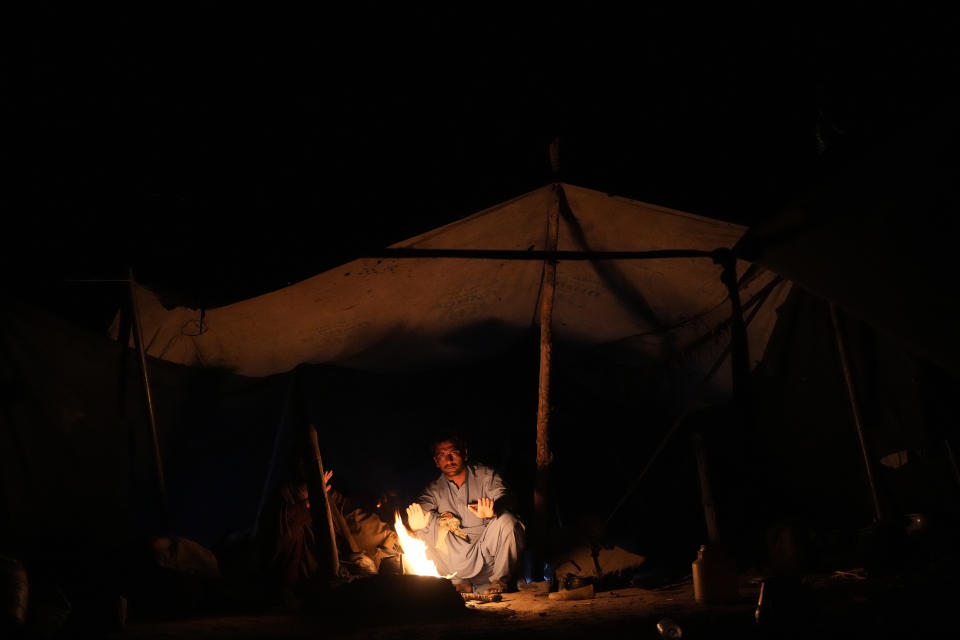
394, 511, 454, 578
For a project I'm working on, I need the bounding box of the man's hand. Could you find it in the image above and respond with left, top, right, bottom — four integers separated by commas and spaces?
323, 470, 333, 494
406, 502, 431, 531
467, 497, 495, 519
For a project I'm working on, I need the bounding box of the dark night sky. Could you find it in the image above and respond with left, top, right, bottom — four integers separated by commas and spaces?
7, 3, 958, 329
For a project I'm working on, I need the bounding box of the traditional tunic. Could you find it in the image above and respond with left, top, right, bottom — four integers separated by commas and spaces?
415, 464, 524, 587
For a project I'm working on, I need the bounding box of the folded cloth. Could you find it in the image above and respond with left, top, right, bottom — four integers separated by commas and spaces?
435, 513, 470, 555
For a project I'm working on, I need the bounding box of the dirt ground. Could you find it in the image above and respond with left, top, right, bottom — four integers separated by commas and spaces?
102, 566, 958, 640
107, 577, 745, 639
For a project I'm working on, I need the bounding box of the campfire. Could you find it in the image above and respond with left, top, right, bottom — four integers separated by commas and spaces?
393, 512, 455, 579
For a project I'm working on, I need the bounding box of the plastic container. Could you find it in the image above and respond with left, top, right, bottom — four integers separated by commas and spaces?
691, 544, 738, 604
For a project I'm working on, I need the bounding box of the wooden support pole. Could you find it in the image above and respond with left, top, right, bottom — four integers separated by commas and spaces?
532, 184, 561, 581
715, 252, 753, 553
829, 304, 884, 523
365, 247, 715, 261
115, 292, 140, 531
602, 277, 780, 532
307, 424, 340, 577
128, 270, 168, 521
717, 253, 754, 437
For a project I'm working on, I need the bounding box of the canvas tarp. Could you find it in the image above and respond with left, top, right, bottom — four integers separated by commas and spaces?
115, 183, 791, 401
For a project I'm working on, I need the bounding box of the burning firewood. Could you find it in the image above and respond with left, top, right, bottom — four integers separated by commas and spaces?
461, 592, 503, 603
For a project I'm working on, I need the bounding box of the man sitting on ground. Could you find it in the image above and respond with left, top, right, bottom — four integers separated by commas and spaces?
266, 468, 400, 606
406, 433, 524, 595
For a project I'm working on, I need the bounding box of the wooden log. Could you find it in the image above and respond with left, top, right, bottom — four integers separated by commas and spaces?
461, 592, 503, 603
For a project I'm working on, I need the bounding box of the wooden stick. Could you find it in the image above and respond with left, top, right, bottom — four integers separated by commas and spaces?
326, 491, 362, 555
128, 270, 167, 521
307, 424, 340, 577
829, 305, 884, 522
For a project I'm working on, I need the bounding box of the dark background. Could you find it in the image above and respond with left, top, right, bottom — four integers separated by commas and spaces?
4, 4, 960, 586
8, 3, 958, 329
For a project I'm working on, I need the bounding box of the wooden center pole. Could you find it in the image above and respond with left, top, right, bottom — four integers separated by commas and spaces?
533, 183, 560, 581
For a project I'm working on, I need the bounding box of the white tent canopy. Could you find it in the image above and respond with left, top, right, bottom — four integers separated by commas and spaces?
116, 183, 790, 396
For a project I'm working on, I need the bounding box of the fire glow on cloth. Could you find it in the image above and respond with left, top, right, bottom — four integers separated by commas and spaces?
393, 512, 456, 579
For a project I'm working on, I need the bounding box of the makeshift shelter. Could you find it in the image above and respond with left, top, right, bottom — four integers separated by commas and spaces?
3, 180, 957, 591
3, 183, 791, 553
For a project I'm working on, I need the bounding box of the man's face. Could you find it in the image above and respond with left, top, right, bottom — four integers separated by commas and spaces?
433, 440, 466, 478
